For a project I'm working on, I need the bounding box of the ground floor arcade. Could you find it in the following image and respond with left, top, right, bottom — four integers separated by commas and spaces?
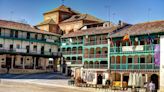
0, 54, 58, 74
80, 69, 159, 89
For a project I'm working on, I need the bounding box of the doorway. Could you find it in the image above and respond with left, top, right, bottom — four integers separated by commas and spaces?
6, 57, 12, 68
97, 74, 103, 84
151, 74, 159, 90
41, 46, 44, 54
26, 46, 30, 53
123, 76, 129, 83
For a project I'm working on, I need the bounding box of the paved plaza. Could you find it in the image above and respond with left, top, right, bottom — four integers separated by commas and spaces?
0, 73, 147, 92
0, 72, 69, 79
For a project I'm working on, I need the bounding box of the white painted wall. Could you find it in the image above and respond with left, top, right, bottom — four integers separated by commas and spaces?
160, 36, 164, 89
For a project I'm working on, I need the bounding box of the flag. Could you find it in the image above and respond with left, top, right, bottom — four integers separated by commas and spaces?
123, 34, 130, 41
122, 34, 132, 45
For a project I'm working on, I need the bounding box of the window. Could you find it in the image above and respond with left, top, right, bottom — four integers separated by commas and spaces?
10, 30, 14, 37
10, 45, 13, 50
15, 31, 18, 38
21, 58, 23, 64
0, 44, 3, 48
27, 32, 30, 39
153, 39, 158, 44
49, 49, 51, 53
0, 28, 1, 36
140, 40, 145, 45
140, 58, 145, 63
33, 45, 37, 51
128, 58, 132, 63
35, 34, 38, 39
58, 48, 60, 52
41, 35, 44, 40
16, 44, 20, 49
49, 61, 53, 64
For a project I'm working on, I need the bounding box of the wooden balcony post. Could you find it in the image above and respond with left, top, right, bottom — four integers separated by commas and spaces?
138, 55, 141, 69
33, 57, 36, 69
120, 56, 122, 69
107, 38, 110, 69
120, 72, 123, 87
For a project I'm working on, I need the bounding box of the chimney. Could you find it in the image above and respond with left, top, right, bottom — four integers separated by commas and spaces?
118, 20, 123, 26
103, 22, 111, 27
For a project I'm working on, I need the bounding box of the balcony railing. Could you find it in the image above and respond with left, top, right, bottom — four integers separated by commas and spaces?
110, 63, 159, 70
61, 41, 83, 46
110, 44, 156, 53
71, 60, 82, 64
0, 48, 57, 56
0, 35, 60, 46
84, 54, 108, 58
85, 40, 107, 45
62, 50, 82, 55
84, 64, 108, 69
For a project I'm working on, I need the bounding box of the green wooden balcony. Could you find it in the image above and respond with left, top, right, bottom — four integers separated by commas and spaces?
61, 41, 83, 46
0, 35, 60, 46
71, 60, 82, 64
110, 44, 156, 54
85, 40, 107, 45
84, 54, 107, 58
0, 48, 58, 57
62, 50, 82, 55
84, 64, 108, 69
110, 63, 159, 70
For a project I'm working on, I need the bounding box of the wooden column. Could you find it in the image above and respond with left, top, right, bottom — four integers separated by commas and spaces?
120, 72, 123, 87
11, 56, 14, 69
33, 57, 36, 69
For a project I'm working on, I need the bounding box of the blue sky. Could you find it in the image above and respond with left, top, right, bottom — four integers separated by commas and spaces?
0, 0, 164, 25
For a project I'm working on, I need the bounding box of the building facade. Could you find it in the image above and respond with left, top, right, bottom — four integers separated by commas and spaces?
60, 20, 163, 90
36, 5, 103, 35
0, 20, 61, 74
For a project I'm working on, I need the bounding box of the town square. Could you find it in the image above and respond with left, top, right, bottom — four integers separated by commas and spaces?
0, 0, 164, 92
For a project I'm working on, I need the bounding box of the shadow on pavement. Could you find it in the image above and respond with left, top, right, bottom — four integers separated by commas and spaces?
0, 72, 70, 80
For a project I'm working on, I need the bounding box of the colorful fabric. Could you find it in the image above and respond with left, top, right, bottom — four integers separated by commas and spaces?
154, 44, 160, 66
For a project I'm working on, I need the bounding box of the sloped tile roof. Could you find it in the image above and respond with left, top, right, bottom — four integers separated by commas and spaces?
44, 5, 80, 15
61, 26, 118, 38
111, 20, 164, 38
61, 14, 104, 23
36, 19, 56, 26
0, 19, 61, 36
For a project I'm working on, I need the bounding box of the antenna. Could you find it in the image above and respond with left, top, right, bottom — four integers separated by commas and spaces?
112, 13, 116, 23
105, 5, 111, 21
148, 8, 151, 22
61, 0, 65, 5
10, 11, 14, 21
105, 0, 112, 21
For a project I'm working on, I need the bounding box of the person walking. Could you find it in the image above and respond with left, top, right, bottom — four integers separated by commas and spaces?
149, 81, 155, 92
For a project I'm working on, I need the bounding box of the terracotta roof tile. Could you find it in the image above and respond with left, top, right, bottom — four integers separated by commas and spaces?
111, 20, 164, 38
61, 26, 117, 38
61, 14, 104, 23
0, 19, 61, 37
44, 5, 80, 15
36, 19, 56, 26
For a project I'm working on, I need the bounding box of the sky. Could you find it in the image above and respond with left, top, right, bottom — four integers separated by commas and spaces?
0, 0, 164, 25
